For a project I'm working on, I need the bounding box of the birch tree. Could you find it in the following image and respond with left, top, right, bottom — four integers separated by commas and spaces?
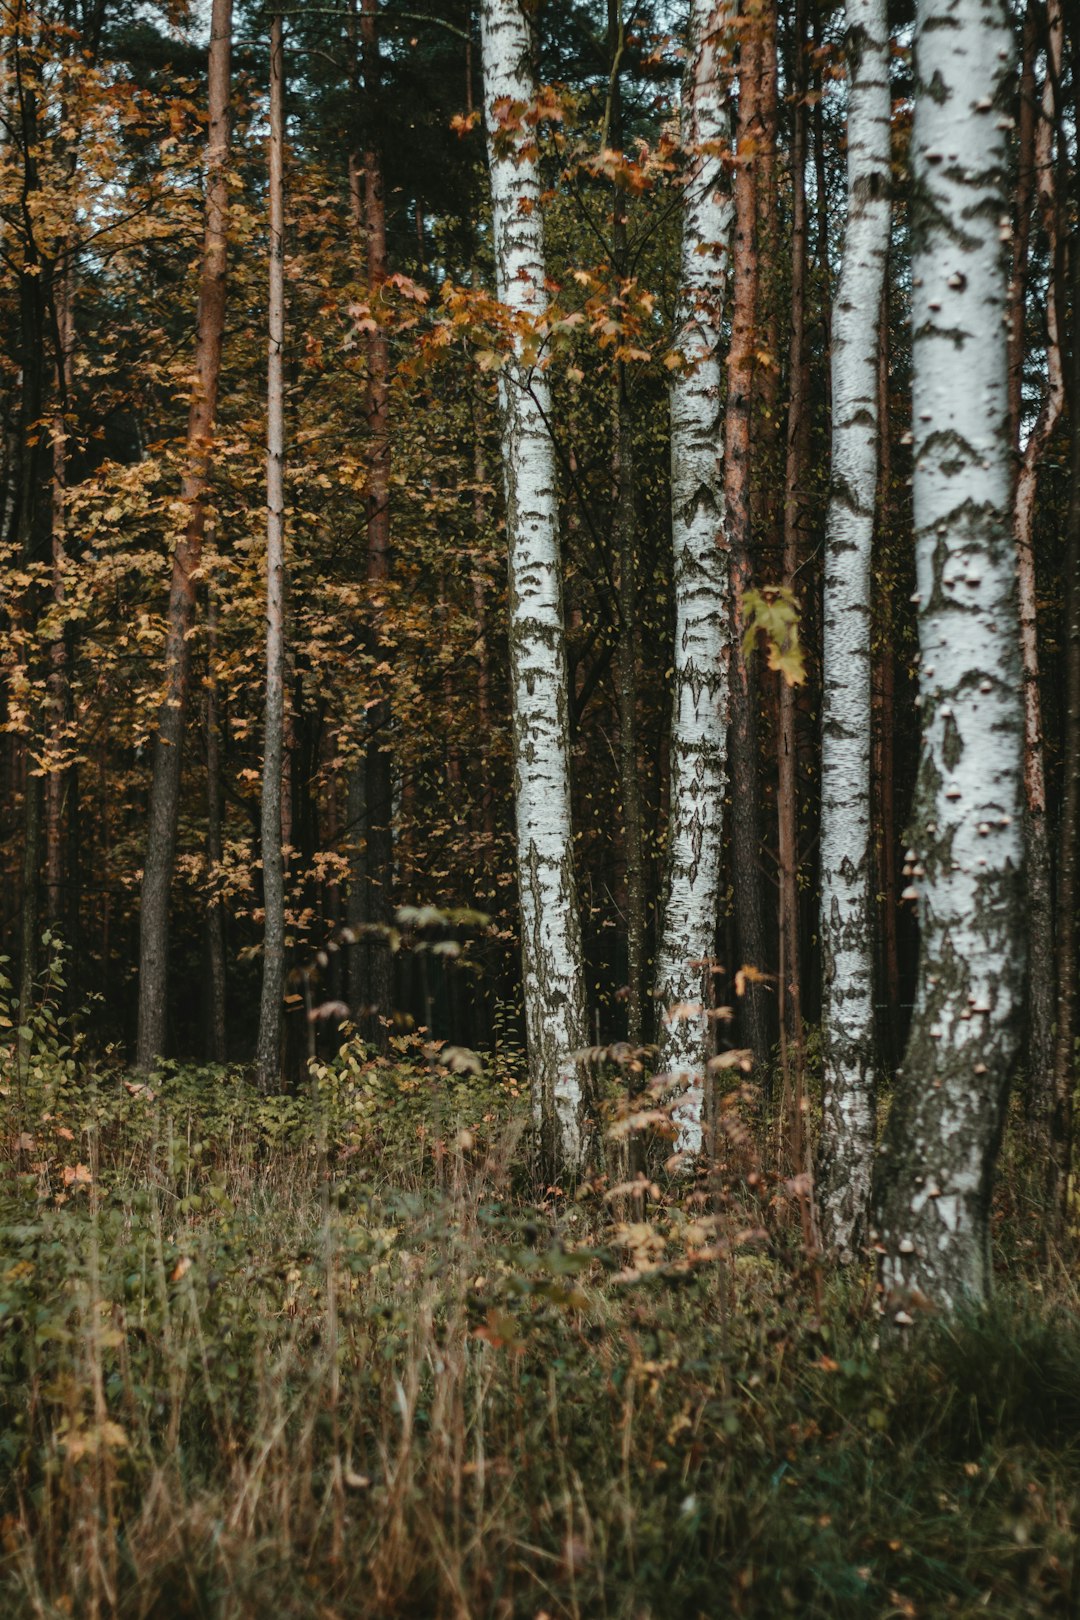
816, 0, 892, 1259
136, 0, 232, 1070
653, 0, 733, 1157
480, 0, 588, 1169
875, 0, 1024, 1309
256, 13, 286, 1088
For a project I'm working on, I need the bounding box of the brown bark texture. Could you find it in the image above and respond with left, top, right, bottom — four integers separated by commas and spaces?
725, 4, 772, 1074
136, 0, 233, 1071
256, 12, 288, 1088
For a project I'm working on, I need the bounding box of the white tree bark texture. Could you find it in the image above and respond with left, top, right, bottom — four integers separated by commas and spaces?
653, 0, 734, 1158
875, 0, 1025, 1311
817, 0, 892, 1259
480, 0, 589, 1171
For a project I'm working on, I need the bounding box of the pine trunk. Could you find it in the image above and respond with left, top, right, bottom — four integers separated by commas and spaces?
607, 0, 645, 1052
1051, 45, 1080, 1208
46, 263, 74, 934
348, 0, 394, 1043
777, 0, 809, 1094
480, 0, 589, 1169
875, 0, 1024, 1309
1014, 0, 1063, 1135
204, 591, 227, 1064
817, 0, 892, 1259
15, 58, 48, 1042
136, 0, 232, 1071
256, 13, 287, 1089
725, 6, 771, 1073
872, 280, 902, 1069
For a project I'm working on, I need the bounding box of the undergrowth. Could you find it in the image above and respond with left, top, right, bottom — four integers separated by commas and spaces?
0, 1045, 1077, 1619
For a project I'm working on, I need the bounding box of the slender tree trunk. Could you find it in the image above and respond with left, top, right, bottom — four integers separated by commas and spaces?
344, 37, 367, 1020
654, 0, 733, 1155
753, 0, 781, 567
46, 262, 74, 932
777, 0, 809, 1092
204, 589, 227, 1063
346, 0, 394, 1041
257, 13, 287, 1088
816, 0, 892, 1259
470, 393, 496, 849
1014, 0, 1063, 1134
614, 374, 645, 1049
811, 0, 832, 401
1006, 0, 1038, 449
14, 52, 48, 1043
607, 0, 645, 1051
465, 29, 496, 859
875, 0, 1024, 1309
1051, 41, 1080, 1209
725, 3, 771, 1071
872, 279, 901, 1068
136, 0, 232, 1071
480, 0, 589, 1168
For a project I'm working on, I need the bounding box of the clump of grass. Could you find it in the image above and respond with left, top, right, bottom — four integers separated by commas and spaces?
0, 1059, 1077, 1618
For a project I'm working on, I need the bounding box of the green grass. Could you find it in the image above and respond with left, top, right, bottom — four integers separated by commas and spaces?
0, 1056, 1077, 1619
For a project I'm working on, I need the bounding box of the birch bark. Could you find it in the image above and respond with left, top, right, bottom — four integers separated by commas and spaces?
480, 0, 588, 1169
817, 0, 892, 1259
653, 0, 733, 1156
875, 0, 1025, 1308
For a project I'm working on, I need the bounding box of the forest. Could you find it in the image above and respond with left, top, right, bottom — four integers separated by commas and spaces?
0, 0, 1078, 1613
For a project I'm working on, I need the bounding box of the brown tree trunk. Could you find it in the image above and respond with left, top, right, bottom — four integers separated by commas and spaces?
136, 0, 232, 1071
1014, 0, 1062, 1134
470, 396, 496, 850
465, 27, 496, 859
346, 0, 394, 1041
726, 5, 772, 1072
46, 261, 74, 933
256, 11, 287, 1087
1007, 0, 1038, 448
607, 0, 645, 1049
614, 373, 645, 1049
777, 0, 808, 1097
204, 589, 227, 1064
14, 49, 49, 1045
1052, 42, 1080, 1208
872, 277, 901, 1069
753, 0, 781, 569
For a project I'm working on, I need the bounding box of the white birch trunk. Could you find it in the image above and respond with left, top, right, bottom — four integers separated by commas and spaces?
653, 0, 734, 1158
875, 0, 1024, 1310
817, 0, 892, 1258
480, 0, 588, 1170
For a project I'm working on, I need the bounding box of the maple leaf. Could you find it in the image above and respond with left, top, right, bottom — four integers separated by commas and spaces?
740, 585, 807, 687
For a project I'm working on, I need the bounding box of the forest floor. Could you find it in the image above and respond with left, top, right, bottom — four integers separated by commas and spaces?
1, 1042, 1078, 1619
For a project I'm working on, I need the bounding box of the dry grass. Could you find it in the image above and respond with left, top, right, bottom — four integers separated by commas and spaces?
0, 1058, 1078, 1619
